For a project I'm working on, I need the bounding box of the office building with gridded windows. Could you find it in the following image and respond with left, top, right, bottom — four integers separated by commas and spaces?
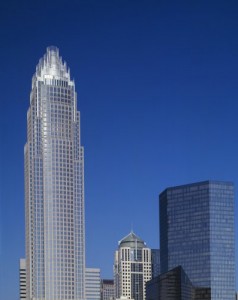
101, 279, 115, 300
159, 180, 235, 300
19, 259, 26, 300
24, 47, 85, 300
85, 268, 101, 300
114, 231, 152, 300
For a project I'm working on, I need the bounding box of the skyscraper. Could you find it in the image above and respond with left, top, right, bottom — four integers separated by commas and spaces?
159, 180, 235, 300
114, 231, 152, 300
24, 47, 85, 300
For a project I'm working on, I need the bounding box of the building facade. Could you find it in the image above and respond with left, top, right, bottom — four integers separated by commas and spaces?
160, 181, 235, 300
114, 231, 152, 300
25, 47, 85, 300
146, 266, 193, 300
151, 249, 160, 279
85, 268, 101, 300
101, 279, 115, 300
20, 258, 26, 300
146, 266, 211, 300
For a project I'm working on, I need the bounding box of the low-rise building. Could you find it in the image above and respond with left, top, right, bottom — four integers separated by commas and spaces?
86, 268, 101, 300
101, 279, 115, 300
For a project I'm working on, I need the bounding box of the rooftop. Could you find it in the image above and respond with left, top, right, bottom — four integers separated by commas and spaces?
118, 231, 146, 249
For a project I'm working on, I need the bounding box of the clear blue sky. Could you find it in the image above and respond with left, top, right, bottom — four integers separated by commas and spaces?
1, 0, 238, 299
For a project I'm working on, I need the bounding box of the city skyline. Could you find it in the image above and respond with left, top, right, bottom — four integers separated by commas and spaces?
1, 1, 238, 299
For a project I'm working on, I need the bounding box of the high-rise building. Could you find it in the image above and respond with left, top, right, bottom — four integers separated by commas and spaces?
24, 46, 85, 300
151, 249, 160, 279
19, 258, 26, 300
101, 279, 115, 300
160, 180, 235, 300
114, 231, 152, 300
85, 268, 101, 300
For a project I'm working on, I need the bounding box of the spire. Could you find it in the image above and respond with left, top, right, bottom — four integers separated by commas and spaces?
47, 46, 60, 69
130, 222, 134, 233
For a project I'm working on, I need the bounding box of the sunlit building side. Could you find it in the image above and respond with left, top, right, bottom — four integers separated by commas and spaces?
24, 47, 85, 300
114, 231, 152, 300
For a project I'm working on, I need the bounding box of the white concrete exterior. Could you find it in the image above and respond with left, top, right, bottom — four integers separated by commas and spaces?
114, 232, 152, 300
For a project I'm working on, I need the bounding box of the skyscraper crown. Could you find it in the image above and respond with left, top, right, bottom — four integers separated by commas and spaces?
118, 231, 146, 249
33, 46, 71, 84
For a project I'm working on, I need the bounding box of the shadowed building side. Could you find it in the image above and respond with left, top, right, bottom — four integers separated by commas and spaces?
146, 266, 211, 300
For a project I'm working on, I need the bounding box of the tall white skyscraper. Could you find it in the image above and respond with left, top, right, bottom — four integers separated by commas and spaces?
114, 231, 152, 300
24, 46, 85, 300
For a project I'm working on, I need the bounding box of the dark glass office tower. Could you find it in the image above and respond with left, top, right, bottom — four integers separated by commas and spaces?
151, 249, 160, 278
160, 181, 235, 300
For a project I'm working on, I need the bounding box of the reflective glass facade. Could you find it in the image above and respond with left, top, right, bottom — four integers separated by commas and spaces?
25, 47, 85, 300
146, 266, 194, 300
146, 266, 211, 300
151, 249, 160, 279
160, 181, 235, 300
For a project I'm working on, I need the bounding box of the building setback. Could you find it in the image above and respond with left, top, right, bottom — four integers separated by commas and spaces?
24, 47, 85, 299
114, 231, 152, 300
159, 180, 235, 300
